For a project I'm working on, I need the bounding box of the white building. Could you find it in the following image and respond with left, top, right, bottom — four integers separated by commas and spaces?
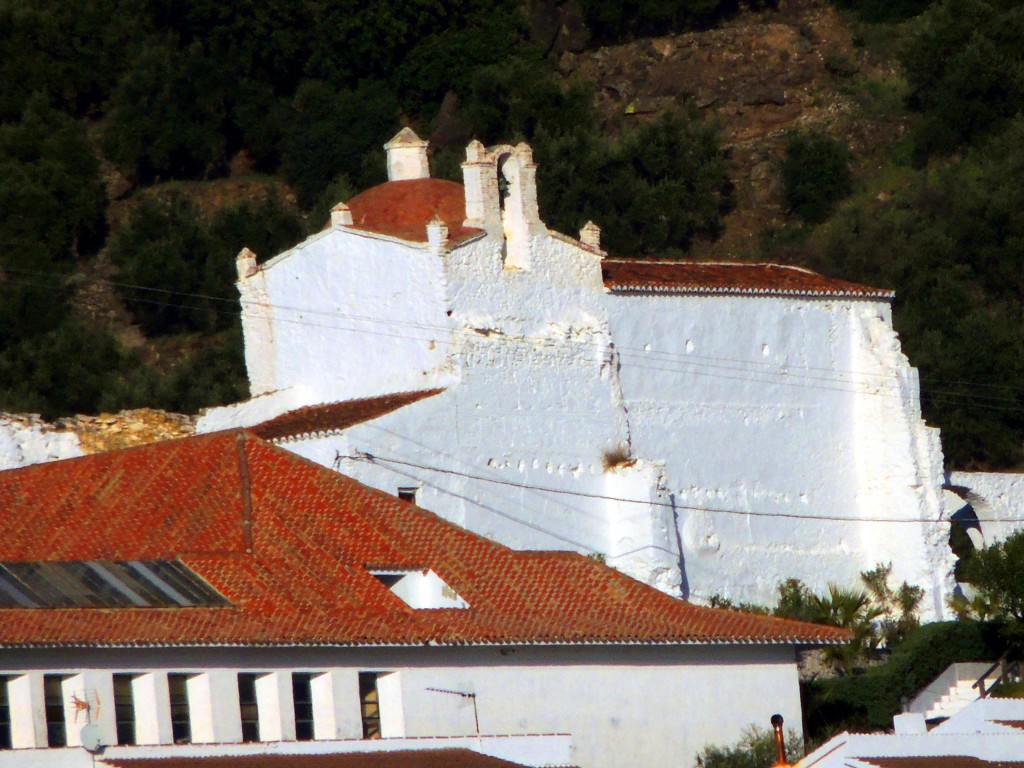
197, 128, 980, 618
798, 697, 1024, 768
0, 431, 844, 768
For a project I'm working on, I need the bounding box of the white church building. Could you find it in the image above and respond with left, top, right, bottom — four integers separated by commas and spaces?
193, 128, 1009, 619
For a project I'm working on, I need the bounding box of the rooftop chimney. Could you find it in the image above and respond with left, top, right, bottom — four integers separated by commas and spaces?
771, 714, 789, 767
385, 127, 430, 181
331, 202, 353, 227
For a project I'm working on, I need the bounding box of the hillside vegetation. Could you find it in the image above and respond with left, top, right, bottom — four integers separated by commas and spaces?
0, 0, 1020, 469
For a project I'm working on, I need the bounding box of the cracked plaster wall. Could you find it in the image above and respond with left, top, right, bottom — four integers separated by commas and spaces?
0, 417, 82, 470
948, 471, 1024, 548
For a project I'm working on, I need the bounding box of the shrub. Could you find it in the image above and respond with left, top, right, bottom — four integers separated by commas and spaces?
535, 109, 733, 257
278, 79, 398, 207
780, 130, 853, 223
108, 195, 216, 335
698, 726, 803, 768
805, 621, 1002, 737
901, 0, 1024, 159
103, 40, 228, 182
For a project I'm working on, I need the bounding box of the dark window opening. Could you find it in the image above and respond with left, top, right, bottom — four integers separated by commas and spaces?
496, 153, 512, 211
168, 674, 192, 744
292, 673, 314, 741
113, 674, 137, 746
238, 673, 260, 743
359, 672, 381, 739
44, 675, 68, 747
397, 487, 418, 505
0, 676, 11, 750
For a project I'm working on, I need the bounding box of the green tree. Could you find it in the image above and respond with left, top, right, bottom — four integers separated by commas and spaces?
107, 194, 216, 334
0, 0, 147, 119
698, 726, 803, 768
962, 529, 1024, 646
801, 117, 1024, 469
278, 79, 398, 207
780, 129, 853, 223
0, 98, 107, 263
102, 39, 229, 182
901, 0, 1024, 158
536, 109, 732, 256
861, 563, 924, 648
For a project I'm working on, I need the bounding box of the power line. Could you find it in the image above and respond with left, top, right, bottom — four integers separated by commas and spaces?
341, 451, 1024, 525
6, 263, 1024, 396
3, 268, 1022, 415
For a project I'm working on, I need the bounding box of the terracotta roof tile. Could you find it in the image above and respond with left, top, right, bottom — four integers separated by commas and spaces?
346, 179, 482, 244
602, 259, 893, 298
250, 389, 444, 442
0, 431, 851, 648
104, 748, 539, 768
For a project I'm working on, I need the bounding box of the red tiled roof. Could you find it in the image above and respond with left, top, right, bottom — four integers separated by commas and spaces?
105, 748, 538, 768
346, 179, 482, 244
250, 389, 444, 442
0, 432, 850, 648
602, 259, 894, 298
995, 721, 1024, 731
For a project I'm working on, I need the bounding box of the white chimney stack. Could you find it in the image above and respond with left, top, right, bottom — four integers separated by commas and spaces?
385, 128, 430, 181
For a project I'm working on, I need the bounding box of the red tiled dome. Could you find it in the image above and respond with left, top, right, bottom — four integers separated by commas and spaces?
346, 178, 482, 244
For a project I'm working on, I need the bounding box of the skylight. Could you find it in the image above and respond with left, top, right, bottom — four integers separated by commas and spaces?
369, 568, 469, 609
0, 561, 231, 609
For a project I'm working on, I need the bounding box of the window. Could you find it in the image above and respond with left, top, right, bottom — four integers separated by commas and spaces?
0, 561, 229, 608
292, 673, 314, 741
238, 673, 260, 743
113, 674, 137, 746
0, 676, 10, 750
44, 675, 68, 747
369, 568, 469, 609
397, 487, 418, 505
358, 672, 381, 740
167, 674, 192, 744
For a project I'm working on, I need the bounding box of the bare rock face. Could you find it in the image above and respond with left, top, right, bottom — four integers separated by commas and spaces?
62, 409, 196, 454
564, 0, 907, 259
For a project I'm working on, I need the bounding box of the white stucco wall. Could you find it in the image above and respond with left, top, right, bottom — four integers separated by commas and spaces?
200, 220, 959, 613
0, 417, 81, 470
197, 163, 964, 616
235, 226, 455, 405
948, 471, 1024, 547
0, 643, 801, 768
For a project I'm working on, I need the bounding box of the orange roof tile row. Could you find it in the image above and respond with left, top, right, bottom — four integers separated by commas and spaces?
345, 179, 482, 244
0, 432, 850, 648
250, 389, 444, 442
602, 259, 894, 298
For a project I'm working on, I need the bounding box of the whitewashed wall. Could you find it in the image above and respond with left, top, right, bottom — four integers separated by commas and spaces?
199, 177, 960, 616
948, 471, 1024, 547
0, 417, 81, 470
0, 643, 800, 768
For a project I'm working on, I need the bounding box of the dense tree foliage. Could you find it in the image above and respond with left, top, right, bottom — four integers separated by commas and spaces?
109, 193, 303, 335
698, 727, 803, 768
537, 109, 732, 256
578, 0, 779, 43
961, 529, 1024, 646
804, 117, 1024, 468
901, 0, 1024, 159
780, 130, 853, 224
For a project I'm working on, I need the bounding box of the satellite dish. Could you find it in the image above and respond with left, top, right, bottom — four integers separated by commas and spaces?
80, 722, 103, 753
